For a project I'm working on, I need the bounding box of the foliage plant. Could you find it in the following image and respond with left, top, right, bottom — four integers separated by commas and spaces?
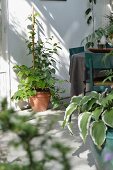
81, 27, 106, 48
83, 4, 113, 48
0, 98, 71, 170
63, 90, 113, 150
11, 8, 64, 108
85, 0, 97, 25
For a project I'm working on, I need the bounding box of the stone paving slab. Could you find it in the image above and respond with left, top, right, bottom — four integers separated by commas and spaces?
0, 108, 97, 170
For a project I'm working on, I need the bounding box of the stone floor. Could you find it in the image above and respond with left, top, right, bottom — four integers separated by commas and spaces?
33, 109, 97, 170
0, 105, 97, 169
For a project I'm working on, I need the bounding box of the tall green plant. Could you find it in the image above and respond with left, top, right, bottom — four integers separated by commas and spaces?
12, 8, 64, 109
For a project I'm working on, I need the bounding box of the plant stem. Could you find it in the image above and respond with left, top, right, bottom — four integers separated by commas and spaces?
91, 0, 95, 47
32, 5, 35, 68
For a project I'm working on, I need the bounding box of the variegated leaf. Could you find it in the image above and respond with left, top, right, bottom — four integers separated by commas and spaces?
102, 109, 113, 128
70, 95, 82, 104
100, 93, 113, 107
90, 120, 107, 149
92, 108, 103, 121
80, 96, 92, 105
82, 97, 97, 112
63, 103, 77, 128
78, 112, 91, 142
90, 91, 99, 98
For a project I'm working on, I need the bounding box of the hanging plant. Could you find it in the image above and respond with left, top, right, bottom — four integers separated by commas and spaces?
85, 0, 97, 25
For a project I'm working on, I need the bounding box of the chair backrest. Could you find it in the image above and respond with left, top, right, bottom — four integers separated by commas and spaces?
85, 52, 113, 92
69, 46, 84, 57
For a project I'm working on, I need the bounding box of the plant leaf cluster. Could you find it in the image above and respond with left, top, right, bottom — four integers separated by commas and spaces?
11, 12, 64, 109
63, 90, 113, 149
85, 0, 97, 25
0, 98, 71, 170
82, 12, 113, 48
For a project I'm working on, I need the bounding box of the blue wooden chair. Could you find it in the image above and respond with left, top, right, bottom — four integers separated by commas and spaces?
84, 52, 113, 94
69, 46, 84, 57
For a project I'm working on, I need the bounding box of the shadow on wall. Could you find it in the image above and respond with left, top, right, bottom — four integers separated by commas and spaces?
8, 0, 71, 98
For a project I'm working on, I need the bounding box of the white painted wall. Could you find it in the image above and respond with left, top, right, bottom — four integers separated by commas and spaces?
6, 0, 109, 106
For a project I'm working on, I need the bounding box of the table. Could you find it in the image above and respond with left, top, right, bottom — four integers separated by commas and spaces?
69, 52, 108, 96
88, 48, 113, 53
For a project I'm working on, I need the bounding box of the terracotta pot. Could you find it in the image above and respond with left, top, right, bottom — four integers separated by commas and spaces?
29, 92, 51, 112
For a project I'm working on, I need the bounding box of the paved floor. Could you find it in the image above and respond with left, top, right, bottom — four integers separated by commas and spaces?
0, 107, 97, 169
34, 109, 97, 170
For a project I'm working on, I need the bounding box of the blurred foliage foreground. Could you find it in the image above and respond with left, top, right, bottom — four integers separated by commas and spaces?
0, 99, 71, 170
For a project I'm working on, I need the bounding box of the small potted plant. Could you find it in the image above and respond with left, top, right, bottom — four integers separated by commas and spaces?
63, 89, 113, 170
11, 8, 63, 112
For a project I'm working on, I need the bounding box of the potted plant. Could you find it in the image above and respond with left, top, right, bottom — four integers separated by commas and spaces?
82, 12, 113, 48
11, 8, 63, 112
63, 89, 113, 169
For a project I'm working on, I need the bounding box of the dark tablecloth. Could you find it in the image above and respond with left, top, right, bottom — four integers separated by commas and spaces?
69, 52, 107, 96
69, 52, 85, 96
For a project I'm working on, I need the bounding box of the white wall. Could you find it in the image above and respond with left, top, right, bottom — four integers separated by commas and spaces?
6, 0, 108, 104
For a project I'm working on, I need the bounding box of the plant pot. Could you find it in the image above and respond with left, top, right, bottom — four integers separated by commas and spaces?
90, 128, 113, 170
29, 92, 51, 112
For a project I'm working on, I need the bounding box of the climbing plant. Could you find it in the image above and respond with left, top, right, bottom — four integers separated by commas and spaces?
85, 0, 97, 26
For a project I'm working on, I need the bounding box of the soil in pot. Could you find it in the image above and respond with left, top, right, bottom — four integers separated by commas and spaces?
29, 92, 51, 112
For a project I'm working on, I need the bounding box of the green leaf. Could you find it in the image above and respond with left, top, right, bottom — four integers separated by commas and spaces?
87, 16, 93, 25
63, 103, 77, 128
90, 120, 107, 149
67, 122, 73, 135
100, 93, 113, 107
85, 8, 91, 15
89, 0, 92, 2
80, 95, 91, 105
78, 112, 91, 142
102, 109, 113, 128
70, 95, 82, 104
82, 97, 97, 112
90, 91, 99, 98
92, 108, 103, 121
93, 0, 96, 4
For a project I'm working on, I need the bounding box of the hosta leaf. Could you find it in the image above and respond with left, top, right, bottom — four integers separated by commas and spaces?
78, 112, 91, 142
90, 91, 99, 99
90, 120, 107, 149
70, 95, 82, 104
63, 103, 77, 128
82, 97, 97, 112
80, 95, 91, 105
67, 122, 73, 135
102, 109, 113, 128
100, 93, 113, 107
92, 108, 103, 121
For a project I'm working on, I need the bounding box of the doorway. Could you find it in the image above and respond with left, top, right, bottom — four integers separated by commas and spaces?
0, 0, 9, 101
